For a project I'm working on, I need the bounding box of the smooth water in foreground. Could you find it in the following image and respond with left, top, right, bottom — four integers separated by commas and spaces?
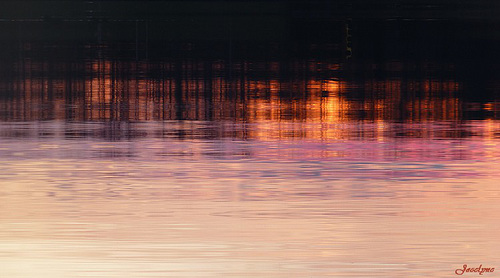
2, 119, 500, 277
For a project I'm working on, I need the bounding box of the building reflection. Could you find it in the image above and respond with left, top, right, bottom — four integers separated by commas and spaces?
1, 55, 499, 141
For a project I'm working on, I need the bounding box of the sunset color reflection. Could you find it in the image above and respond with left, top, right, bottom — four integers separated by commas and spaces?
1, 10, 500, 276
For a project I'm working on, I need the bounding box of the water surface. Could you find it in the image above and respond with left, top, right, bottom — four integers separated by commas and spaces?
1, 9, 500, 277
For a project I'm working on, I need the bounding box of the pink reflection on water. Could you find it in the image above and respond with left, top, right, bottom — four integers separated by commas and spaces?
1, 119, 500, 277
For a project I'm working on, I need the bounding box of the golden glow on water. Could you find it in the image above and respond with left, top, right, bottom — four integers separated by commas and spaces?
1, 59, 471, 142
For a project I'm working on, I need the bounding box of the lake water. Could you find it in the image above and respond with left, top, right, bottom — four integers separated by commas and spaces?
1, 10, 500, 278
